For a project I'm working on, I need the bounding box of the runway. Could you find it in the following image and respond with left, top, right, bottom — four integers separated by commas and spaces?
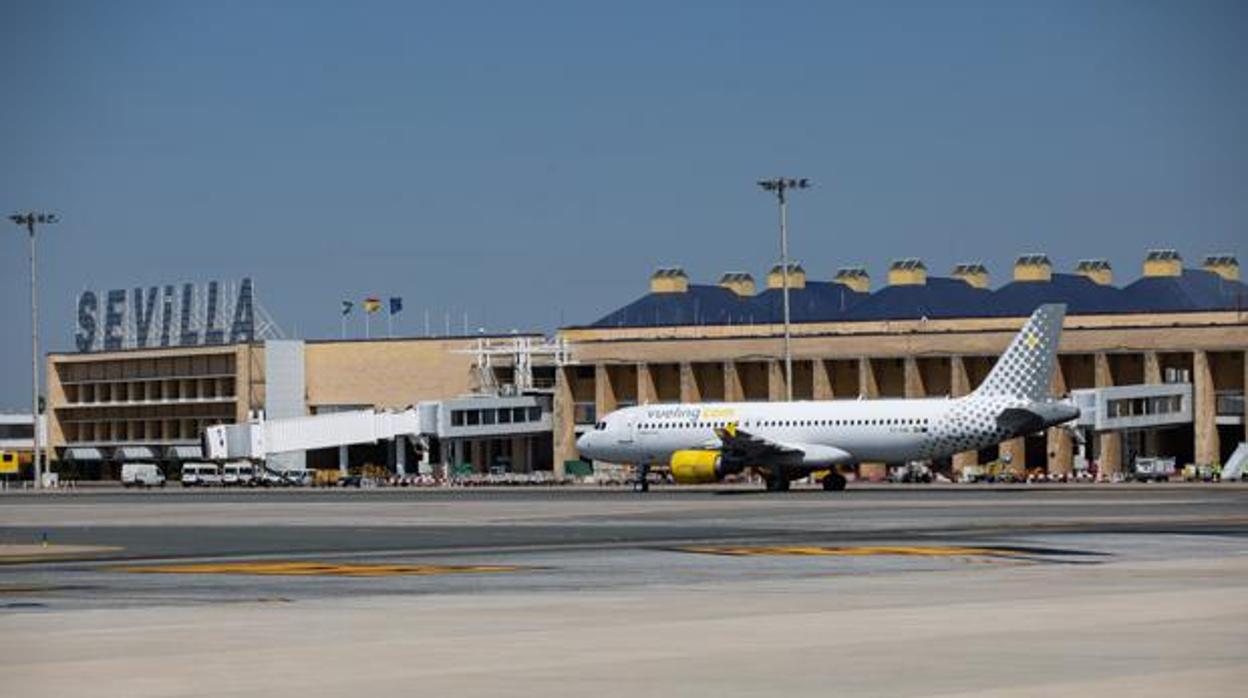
2, 485, 1246, 696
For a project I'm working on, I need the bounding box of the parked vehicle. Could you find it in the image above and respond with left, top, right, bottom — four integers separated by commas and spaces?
890, 462, 934, 483
1132, 456, 1176, 482
260, 469, 311, 487
222, 461, 256, 487
181, 462, 222, 487
121, 463, 165, 488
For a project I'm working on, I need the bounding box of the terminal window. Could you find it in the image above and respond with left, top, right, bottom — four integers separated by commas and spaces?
0, 424, 34, 440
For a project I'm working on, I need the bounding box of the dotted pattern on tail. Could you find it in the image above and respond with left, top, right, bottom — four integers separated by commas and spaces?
918, 304, 1066, 460
973, 304, 1065, 402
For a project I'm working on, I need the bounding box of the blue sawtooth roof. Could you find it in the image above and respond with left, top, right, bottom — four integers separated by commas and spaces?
583, 268, 1248, 328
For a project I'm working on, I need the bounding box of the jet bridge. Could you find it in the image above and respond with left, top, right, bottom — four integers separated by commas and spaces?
202, 408, 426, 463
202, 394, 552, 475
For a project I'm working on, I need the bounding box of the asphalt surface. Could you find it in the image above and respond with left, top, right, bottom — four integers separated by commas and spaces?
2, 484, 1246, 696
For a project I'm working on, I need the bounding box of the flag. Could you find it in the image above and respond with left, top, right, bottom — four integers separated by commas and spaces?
363, 297, 382, 313
341, 301, 353, 316
389, 297, 403, 315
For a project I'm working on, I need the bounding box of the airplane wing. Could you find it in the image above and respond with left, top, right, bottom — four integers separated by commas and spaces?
713, 423, 854, 467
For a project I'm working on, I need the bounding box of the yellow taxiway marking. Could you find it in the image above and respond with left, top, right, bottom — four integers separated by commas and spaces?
111, 561, 524, 577
678, 545, 1032, 558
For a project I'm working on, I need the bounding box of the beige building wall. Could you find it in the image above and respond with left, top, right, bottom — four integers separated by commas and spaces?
303, 337, 487, 410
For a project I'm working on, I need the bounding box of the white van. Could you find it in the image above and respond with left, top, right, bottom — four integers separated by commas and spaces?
222, 461, 256, 487
181, 462, 222, 487
121, 463, 165, 488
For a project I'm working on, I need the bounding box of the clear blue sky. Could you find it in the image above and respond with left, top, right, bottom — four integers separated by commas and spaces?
2, 0, 1245, 408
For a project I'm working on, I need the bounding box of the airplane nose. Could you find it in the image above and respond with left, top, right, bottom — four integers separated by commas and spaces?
576, 432, 592, 452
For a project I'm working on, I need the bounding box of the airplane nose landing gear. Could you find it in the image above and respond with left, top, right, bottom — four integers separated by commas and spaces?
632, 463, 650, 493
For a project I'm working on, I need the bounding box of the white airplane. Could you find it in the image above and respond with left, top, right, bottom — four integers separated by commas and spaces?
576, 303, 1079, 492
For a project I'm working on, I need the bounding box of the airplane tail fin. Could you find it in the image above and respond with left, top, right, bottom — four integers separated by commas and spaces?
972, 304, 1066, 402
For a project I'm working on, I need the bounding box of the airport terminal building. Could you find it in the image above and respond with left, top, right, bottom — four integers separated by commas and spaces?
42, 250, 1248, 480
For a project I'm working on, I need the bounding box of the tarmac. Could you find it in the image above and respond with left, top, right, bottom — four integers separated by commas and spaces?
2, 484, 1246, 696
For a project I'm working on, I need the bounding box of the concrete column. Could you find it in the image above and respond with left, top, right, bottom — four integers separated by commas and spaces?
1046, 359, 1073, 476
1142, 351, 1162, 456
679, 362, 701, 403
1143, 351, 1162, 384
999, 437, 1026, 471
858, 358, 879, 398
595, 364, 618, 418
395, 435, 406, 476
724, 361, 744, 402
1193, 350, 1219, 467
1094, 353, 1122, 477
767, 361, 786, 402
552, 366, 576, 476
637, 363, 657, 404
470, 440, 485, 471
812, 359, 833, 400
338, 444, 349, 475
950, 355, 977, 477
903, 357, 925, 398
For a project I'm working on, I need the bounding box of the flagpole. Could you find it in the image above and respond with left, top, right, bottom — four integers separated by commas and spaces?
341, 314, 346, 340
388, 312, 393, 338
365, 312, 371, 340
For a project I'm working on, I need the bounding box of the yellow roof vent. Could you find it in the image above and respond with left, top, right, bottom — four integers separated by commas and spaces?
887, 258, 927, 286
1074, 259, 1113, 286
833, 266, 870, 293
1202, 254, 1239, 281
1143, 249, 1182, 278
951, 262, 990, 289
1013, 253, 1052, 282
718, 272, 756, 297
649, 266, 689, 294
766, 262, 806, 290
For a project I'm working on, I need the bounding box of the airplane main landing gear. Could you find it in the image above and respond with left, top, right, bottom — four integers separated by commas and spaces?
822, 471, 848, 491
763, 474, 791, 492
632, 464, 650, 493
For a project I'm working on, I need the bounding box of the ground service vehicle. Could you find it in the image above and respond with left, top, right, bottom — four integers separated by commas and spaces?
1133, 457, 1176, 482
222, 462, 256, 487
121, 463, 165, 488
181, 462, 222, 487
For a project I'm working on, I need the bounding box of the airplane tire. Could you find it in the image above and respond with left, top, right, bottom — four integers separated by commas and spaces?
822, 473, 847, 491
764, 476, 790, 492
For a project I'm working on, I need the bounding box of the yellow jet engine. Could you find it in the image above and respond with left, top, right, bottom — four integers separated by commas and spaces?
670, 450, 723, 484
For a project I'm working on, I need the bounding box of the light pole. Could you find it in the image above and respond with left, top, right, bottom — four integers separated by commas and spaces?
9, 212, 56, 489
757, 178, 809, 402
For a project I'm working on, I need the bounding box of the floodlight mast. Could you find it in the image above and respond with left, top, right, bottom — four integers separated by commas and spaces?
756, 178, 809, 402
9, 212, 57, 489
